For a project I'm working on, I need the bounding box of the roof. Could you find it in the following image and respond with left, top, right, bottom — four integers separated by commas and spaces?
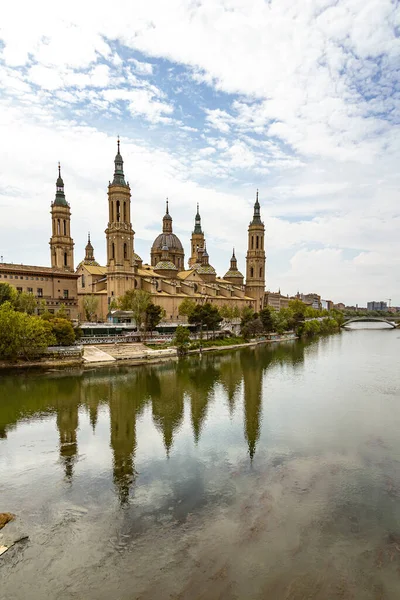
223, 269, 244, 279
177, 269, 197, 280
0, 263, 79, 278
79, 265, 107, 275
154, 260, 178, 271
197, 264, 216, 274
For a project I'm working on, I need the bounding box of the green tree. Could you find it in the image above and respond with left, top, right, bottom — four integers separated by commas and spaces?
83, 294, 99, 322
118, 289, 151, 338
0, 283, 17, 306
15, 292, 37, 315
173, 325, 191, 356
0, 302, 55, 360
189, 303, 222, 340
178, 298, 196, 319
145, 303, 165, 337
241, 317, 264, 341
259, 307, 274, 333
57, 304, 68, 320
49, 318, 76, 346
240, 305, 255, 328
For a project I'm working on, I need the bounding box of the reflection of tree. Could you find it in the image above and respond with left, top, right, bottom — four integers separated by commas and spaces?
152, 365, 184, 456
240, 348, 263, 460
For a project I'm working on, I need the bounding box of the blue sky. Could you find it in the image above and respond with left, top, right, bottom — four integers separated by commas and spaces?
0, 0, 399, 305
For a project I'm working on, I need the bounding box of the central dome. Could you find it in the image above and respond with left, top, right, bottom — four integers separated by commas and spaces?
151, 233, 183, 252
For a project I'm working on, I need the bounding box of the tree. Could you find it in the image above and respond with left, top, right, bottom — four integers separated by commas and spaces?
0, 302, 55, 360
189, 303, 222, 340
0, 283, 17, 306
173, 325, 191, 356
145, 303, 165, 337
15, 292, 37, 315
83, 294, 99, 322
118, 289, 151, 338
240, 306, 254, 328
178, 298, 196, 319
241, 317, 264, 341
57, 304, 68, 320
220, 305, 236, 332
259, 307, 274, 333
49, 318, 76, 346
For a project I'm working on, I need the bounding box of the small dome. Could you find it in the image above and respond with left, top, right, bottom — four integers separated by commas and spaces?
133, 252, 142, 262
154, 260, 178, 271
224, 269, 244, 279
152, 233, 183, 252
197, 264, 216, 274
77, 259, 100, 269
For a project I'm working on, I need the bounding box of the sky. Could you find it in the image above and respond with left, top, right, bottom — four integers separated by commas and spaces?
0, 0, 399, 306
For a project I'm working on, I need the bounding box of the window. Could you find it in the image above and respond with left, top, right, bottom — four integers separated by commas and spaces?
63, 290, 69, 299
112, 243, 115, 259
124, 243, 127, 259
259, 267, 262, 278
20, 276, 23, 280
16, 287, 22, 293
116, 200, 120, 222
250, 267, 254, 278
256, 236, 259, 249
123, 202, 126, 221
27, 287, 33, 293
81, 274, 85, 288
63, 220, 67, 235
251, 236, 254, 249
37, 288, 43, 297
64, 252, 68, 267
57, 219, 60, 234
4, 275, 7, 278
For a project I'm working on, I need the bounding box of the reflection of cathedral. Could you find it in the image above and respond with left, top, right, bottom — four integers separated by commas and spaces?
241, 349, 263, 459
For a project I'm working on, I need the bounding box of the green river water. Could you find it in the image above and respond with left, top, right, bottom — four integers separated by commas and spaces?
1, 324, 400, 599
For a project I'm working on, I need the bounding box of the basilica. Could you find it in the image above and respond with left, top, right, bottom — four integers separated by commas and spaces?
0, 141, 276, 322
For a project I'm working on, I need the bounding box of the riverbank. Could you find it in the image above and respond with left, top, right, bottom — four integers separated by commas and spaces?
0, 333, 298, 371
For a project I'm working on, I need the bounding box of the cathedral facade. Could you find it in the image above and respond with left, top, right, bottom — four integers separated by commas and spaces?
1, 141, 268, 323
76, 141, 266, 322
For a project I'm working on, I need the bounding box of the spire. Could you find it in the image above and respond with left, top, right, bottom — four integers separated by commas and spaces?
201, 242, 209, 265
230, 247, 237, 270
85, 232, 95, 262
193, 202, 202, 234
250, 189, 262, 225
112, 136, 126, 186
54, 163, 68, 206
163, 198, 173, 233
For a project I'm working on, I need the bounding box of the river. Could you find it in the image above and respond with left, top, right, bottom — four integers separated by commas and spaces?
1, 325, 400, 599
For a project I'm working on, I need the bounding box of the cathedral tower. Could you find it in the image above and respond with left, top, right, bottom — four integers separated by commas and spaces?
105, 139, 136, 302
189, 204, 205, 267
245, 191, 266, 311
50, 164, 74, 271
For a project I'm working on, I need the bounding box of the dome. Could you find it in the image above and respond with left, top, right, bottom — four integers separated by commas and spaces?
154, 260, 178, 271
151, 233, 183, 252
224, 269, 244, 279
77, 259, 100, 269
133, 252, 142, 262
197, 264, 216, 274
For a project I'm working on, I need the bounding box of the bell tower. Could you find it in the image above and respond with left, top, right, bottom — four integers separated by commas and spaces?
50, 164, 74, 271
189, 203, 205, 267
245, 190, 266, 312
105, 139, 136, 303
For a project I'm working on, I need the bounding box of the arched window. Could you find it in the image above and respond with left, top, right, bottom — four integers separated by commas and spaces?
116, 200, 120, 222
57, 219, 60, 234
111, 202, 114, 222
63, 220, 67, 235
124, 243, 127, 259
123, 202, 126, 222
64, 252, 68, 267
112, 243, 115, 260
251, 236, 254, 250
256, 236, 259, 249
250, 266, 254, 278
259, 267, 262, 278
261, 237, 264, 249
81, 274, 85, 288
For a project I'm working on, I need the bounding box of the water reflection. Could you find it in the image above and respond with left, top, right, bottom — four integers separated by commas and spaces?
0, 342, 304, 503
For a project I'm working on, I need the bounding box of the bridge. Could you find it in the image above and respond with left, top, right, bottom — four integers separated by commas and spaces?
342, 317, 397, 329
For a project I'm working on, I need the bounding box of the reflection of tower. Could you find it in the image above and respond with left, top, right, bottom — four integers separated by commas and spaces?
57, 401, 79, 480
245, 190, 266, 312
219, 353, 243, 415
241, 348, 263, 459
152, 369, 184, 456
109, 385, 138, 505
187, 356, 219, 443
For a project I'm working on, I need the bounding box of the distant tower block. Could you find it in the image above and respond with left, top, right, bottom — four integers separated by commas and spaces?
50, 163, 74, 271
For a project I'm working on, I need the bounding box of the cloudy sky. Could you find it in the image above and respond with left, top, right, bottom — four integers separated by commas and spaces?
0, 0, 399, 305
